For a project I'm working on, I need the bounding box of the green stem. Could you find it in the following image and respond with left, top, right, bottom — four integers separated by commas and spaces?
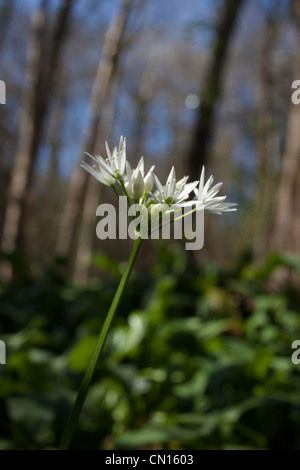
119, 179, 135, 222
59, 237, 143, 450
112, 184, 119, 199
120, 179, 132, 207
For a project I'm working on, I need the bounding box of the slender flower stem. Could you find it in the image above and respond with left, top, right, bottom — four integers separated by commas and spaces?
120, 179, 132, 207
59, 237, 143, 450
112, 184, 119, 199
119, 179, 135, 221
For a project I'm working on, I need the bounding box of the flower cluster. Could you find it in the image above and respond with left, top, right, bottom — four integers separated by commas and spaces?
81, 136, 237, 221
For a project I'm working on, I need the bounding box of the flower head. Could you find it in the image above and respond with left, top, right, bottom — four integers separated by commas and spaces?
194, 166, 237, 214
149, 166, 198, 209
81, 136, 126, 185
81, 136, 237, 219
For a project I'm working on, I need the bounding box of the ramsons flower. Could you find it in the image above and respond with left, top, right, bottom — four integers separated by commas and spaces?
149, 166, 198, 209
81, 136, 127, 185
125, 157, 155, 200
194, 166, 237, 214
61, 136, 238, 451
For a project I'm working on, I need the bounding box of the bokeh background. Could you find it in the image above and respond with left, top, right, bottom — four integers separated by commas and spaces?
1, 0, 300, 450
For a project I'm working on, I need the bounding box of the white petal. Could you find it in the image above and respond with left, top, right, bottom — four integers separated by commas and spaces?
178, 181, 199, 200
202, 174, 214, 196
105, 141, 112, 161
153, 173, 164, 196
97, 157, 116, 177
167, 166, 176, 185
81, 162, 114, 186
206, 182, 223, 198
176, 176, 189, 188
125, 161, 132, 183
198, 166, 205, 197
118, 137, 126, 176
135, 156, 144, 176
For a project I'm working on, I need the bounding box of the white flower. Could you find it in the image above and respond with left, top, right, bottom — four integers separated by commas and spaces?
194, 166, 237, 214
81, 135, 237, 219
81, 136, 127, 185
132, 170, 144, 199
149, 166, 198, 209
81, 160, 115, 186
125, 157, 155, 200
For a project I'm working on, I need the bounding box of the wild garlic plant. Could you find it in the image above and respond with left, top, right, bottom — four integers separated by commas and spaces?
60, 136, 237, 449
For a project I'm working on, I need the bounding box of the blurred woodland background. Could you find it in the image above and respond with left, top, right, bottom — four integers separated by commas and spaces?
1, 0, 300, 450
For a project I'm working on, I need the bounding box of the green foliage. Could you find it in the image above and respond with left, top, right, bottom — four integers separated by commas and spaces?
0, 246, 300, 449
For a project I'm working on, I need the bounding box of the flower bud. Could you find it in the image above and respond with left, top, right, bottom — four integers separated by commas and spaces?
132, 170, 144, 199
144, 171, 153, 192
125, 181, 133, 199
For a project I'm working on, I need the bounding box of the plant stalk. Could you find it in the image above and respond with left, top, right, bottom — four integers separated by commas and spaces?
59, 237, 143, 449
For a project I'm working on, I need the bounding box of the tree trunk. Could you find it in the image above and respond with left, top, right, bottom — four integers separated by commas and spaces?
73, 82, 119, 283
252, 7, 280, 262
1, 0, 73, 256
0, 0, 15, 58
270, 0, 300, 256
188, 0, 244, 180
39, 94, 66, 257
55, 0, 132, 265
